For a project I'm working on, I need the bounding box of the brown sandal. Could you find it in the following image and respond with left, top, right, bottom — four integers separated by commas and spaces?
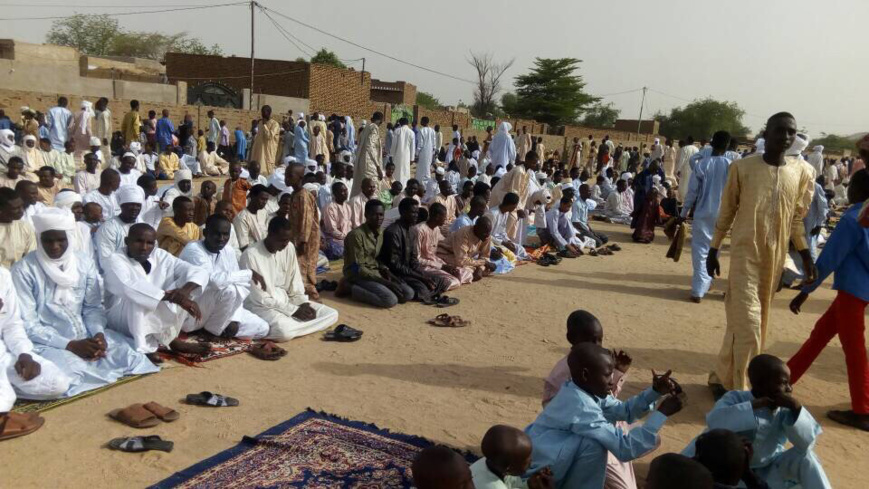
0, 412, 45, 441
108, 404, 160, 428
248, 341, 287, 361
142, 402, 180, 422
427, 313, 470, 328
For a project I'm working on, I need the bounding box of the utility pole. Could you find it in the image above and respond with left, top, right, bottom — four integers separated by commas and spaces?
636, 86, 647, 137
361, 57, 366, 86
250, 0, 256, 110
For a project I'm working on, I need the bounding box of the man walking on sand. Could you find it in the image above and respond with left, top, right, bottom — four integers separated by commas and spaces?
706, 112, 816, 397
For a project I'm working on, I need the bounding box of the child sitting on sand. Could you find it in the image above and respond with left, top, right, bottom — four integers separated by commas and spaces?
541, 310, 637, 489
470, 425, 552, 489
645, 453, 714, 489
682, 354, 831, 489
526, 342, 684, 488
412, 445, 473, 489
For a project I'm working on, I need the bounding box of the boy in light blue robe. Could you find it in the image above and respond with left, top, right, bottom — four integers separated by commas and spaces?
525, 343, 684, 489
11, 210, 158, 398
294, 122, 310, 163
683, 354, 831, 489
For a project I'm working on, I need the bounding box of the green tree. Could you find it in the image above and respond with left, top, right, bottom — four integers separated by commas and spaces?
657, 98, 750, 140
45, 13, 222, 60
500, 92, 518, 116
416, 91, 442, 109
811, 133, 861, 153
46, 14, 120, 56
513, 58, 599, 126
581, 103, 620, 128
309, 48, 346, 68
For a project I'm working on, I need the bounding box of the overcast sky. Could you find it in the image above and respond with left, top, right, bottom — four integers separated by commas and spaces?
3, 0, 867, 136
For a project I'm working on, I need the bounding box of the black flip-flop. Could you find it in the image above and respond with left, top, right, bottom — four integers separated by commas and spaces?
108, 435, 174, 453
185, 391, 239, 407
323, 324, 363, 342
435, 296, 460, 308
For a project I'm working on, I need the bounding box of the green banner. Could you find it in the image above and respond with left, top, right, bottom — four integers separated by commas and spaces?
391, 104, 413, 124
471, 118, 495, 131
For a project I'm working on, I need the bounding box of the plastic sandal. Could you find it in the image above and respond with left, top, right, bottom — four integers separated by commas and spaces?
435, 296, 460, 308
185, 391, 239, 407
108, 435, 174, 453
248, 341, 287, 360
323, 324, 363, 342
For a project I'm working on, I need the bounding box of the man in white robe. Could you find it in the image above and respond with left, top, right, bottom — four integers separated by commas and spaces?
487, 192, 529, 259
198, 142, 230, 177
240, 216, 338, 341
178, 215, 269, 339
390, 118, 415, 188
104, 223, 209, 358
159, 169, 193, 217
233, 184, 271, 250
806, 145, 824, 178
0, 266, 70, 413
12, 210, 158, 397
676, 137, 699, 201
83, 168, 120, 221
95, 185, 143, 272
488, 122, 517, 170
53, 190, 94, 260
415, 117, 437, 185
117, 153, 142, 188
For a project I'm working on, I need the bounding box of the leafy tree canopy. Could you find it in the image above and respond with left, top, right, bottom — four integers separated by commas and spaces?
309, 48, 346, 68
416, 91, 442, 110
512, 58, 599, 126
656, 98, 750, 141
581, 102, 620, 128
46, 14, 222, 60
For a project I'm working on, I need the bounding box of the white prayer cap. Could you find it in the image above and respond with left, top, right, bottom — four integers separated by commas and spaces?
240, 168, 251, 179
303, 182, 319, 193
620, 172, 632, 181
32, 208, 75, 234
89, 136, 101, 147
297, 112, 305, 120
129, 141, 142, 153
652, 175, 662, 183
54, 190, 82, 209
536, 171, 547, 180
117, 185, 145, 205
339, 150, 352, 160
435, 167, 445, 176
282, 155, 297, 166
561, 182, 574, 190
174, 169, 192, 183
279, 190, 293, 200
122, 152, 136, 160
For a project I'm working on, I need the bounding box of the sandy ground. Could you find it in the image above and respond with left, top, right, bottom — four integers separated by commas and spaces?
1, 221, 864, 488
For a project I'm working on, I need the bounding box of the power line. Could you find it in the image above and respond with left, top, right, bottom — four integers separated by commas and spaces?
0, 2, 246, 21
258, 6, 317, 56
258, 7, 313, 58
0, 2, 218, 7
597, 88, 643, 98
259, 5, 476, 85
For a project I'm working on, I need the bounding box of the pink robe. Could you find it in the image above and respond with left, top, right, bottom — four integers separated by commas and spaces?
413, 223, 466, 289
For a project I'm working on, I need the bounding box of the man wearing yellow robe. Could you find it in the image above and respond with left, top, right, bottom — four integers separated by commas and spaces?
250, 105, 281, 175
706, 112, 816, 394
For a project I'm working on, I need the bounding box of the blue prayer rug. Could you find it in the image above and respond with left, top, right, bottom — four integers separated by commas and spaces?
150, 409, 478, 488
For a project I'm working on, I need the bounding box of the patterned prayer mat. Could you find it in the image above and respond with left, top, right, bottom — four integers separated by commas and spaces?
157, 332, 259, 366
151, 410, 478, 488
12, 374, 146, 414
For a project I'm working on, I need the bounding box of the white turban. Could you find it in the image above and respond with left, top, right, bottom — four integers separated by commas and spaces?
117, 185, 145, 205
32, 208, 79, 305
0, 129, 14, 149
620, 172, 632, 181
269, 172, 288, 192
23, 134, 37, 145
787, 134, 810, 157
303, 182, 320, 193
532, 188, 552, 205
435, 167, 445, 176
175, 169, 192, 183
129, 142, 142, 154
536, 171, 548, 180
652, 175, 662, 184
89, 136, 101, 147
54, 190, 82, 209
297, 112, 305, 120
122, 152, 136, 160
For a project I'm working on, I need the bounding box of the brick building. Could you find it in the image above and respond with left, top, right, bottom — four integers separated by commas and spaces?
370, 79, 417, 106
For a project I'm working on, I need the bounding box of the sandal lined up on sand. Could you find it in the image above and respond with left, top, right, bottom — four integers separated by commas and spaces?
434, 296, 460, 308
248, 341, 287, 361
108, 435, 174, 453
0, 412, 45, 441
323, 324, 363, 342
185, 391, 239, 407
109, 402, 179, 428
427, 313, 470, 328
